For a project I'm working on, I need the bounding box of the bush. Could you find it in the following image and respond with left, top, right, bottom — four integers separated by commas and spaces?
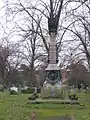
69, 94, 78, 104
9, 90, 19, 95
21, 87, 35, 94
0, 85, 4, 92
28, 93, 38, 101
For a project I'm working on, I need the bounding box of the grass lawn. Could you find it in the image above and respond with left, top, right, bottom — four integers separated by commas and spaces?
0, 92, 90, 120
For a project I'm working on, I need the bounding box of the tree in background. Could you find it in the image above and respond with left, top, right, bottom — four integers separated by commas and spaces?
0, 46, 9, 86
68, 61, 89, 86
0, 40, 22, 88
0, 0, 89, 87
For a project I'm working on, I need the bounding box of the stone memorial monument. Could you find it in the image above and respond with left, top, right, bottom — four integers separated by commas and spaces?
41, 3, 64, 98
41, 33, 62, 98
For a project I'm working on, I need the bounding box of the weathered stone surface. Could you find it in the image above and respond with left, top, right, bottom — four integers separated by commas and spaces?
46, 64, 60, 70
49, 33, 57, 64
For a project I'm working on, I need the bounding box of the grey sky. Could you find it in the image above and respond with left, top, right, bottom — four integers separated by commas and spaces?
0, 0, 4, 8
0, 0, 89, 67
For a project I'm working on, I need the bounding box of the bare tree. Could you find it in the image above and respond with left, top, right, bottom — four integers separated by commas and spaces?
15, 14, 47, 86
0, 39, 22, 87
60, 0, 90, 70
5, 0, 88, 53
3, 0, 89, 86
68, 61, 88, 86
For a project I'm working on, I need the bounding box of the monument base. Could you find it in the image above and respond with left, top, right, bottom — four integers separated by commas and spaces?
41, 81, 68, 99
41, 63, 68, 99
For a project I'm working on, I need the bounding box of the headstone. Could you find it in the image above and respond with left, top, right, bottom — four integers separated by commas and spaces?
10, 86, 18, 92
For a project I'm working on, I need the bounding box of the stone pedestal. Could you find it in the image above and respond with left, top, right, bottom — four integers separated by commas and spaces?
41, 64, 63, 99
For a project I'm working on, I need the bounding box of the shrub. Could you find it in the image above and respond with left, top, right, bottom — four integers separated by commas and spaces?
0, 85, 4, 92
21, 87, 35, 94
9, 90, 19, 95
69, 94, 78, 104
28, 93, 38, 101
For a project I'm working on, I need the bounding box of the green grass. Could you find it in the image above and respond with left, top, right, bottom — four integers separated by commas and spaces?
0, 92, 90, 120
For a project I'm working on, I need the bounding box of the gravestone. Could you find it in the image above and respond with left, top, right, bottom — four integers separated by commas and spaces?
10, 86, 18, 92
41, 2, 67, 99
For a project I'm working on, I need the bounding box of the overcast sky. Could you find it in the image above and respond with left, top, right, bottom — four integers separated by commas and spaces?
0, 0, 5, 19
0, 0, 5, 37
0, 0, 4, 7
0, 0, 10, 43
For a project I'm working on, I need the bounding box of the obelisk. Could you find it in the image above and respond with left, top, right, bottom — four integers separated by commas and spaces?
41, 32, 61, 98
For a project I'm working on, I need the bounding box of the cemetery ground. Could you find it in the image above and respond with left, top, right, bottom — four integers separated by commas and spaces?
0, 91, 90, 120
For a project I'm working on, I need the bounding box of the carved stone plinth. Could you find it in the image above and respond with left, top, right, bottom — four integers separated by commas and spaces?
41, 64, 63, 98
46, 64, 61, 85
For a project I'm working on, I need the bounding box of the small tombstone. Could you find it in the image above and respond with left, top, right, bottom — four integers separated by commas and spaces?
10, 86, 18, 92
34, 87, 37, 93
10, 86, 18, 95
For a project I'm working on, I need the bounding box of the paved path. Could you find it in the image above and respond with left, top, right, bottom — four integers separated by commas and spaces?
49, 116, 71, 120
